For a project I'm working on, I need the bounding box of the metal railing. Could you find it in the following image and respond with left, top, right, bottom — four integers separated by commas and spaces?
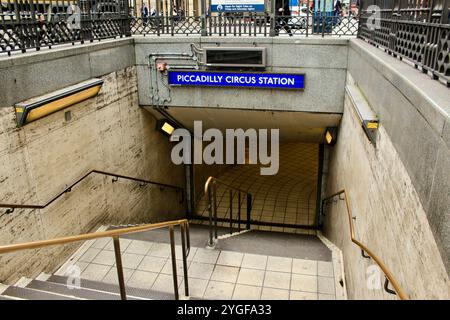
358, 0, 450, 85
1, 0, 361, 54
204, 176, 252, 247
0, 218, 191, 300
0, 169, 184, 218
322, 189, 409, 300
130, 13, 359, 37
0, 0, 131, 55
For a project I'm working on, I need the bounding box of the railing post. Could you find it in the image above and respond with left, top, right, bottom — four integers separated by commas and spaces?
238, 191, 241, 232
169, 226, 179, 300
208, 184, 214, 247
200, 0, 207, 36
180, 223, 189, 297
269, 0, 276, 37
213, 182, 218, 240
246, 193, 252, 230
112, 236, 127, 300
229, 189, 233, 235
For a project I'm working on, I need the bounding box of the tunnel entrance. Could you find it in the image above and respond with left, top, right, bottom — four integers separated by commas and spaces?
193, 142, 322, 233
146, 106, 334, 233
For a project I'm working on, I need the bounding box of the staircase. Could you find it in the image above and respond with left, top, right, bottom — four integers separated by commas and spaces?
0, 274, 176, 300
0, 223, 345, 300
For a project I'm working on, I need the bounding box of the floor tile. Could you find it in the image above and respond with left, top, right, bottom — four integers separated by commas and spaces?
188, 262, 215, 280
81, 263, 111, 282
127, 270, 158, 290
241, 253, 267, 270
318, 293, 336, 300
137, 256, 167, 273
216, 251, 244, 267
203, 281, 235, 300
292, 259, 317, 276
92, 250, 116, 266
266, 256, 292, 273
318, 276, 335, 295
120, 253, 145, 269
232, 284, 262, 300
291, 274, 318, 293
318, 261, 334, 277
151, 274, 183, 294
184, 278, 208, 298
237, 268, 265, 287
148, 242, 171, 258
290, 291, 318, 300
211, 265, 240, 283
102, 267, 134, 284
125, 240, 153, 255
91, 238, 110, 250
79, 248, 101, 263
193, 248, 220, 264
263, 271, 291, 290
261, 287, 289, 300
104, 238, 132, 252
161, 259, 189, 276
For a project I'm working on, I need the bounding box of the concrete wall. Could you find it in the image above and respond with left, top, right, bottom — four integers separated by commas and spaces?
0, 42, 185, 283
134, 37, 348, 114
323, 71, 450, 298
323, 86, 450, 299
0, 38, 135, 108
347, 39, 450, 274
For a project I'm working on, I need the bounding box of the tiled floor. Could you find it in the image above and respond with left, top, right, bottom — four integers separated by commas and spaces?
196, 142, 319, 234
59, 237, 337, 300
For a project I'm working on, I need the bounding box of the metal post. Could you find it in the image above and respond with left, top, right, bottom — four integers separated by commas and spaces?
238, 191, 241, 232
170, 0, 174, 35
200, 0, 207, 35
169, 226, 179, 300
113, 236, 127, 300
246, 193, 252, 230
208, 184, 214, 247
269, 0, 276, 36
213, 182, 218, 240
180, 223, 189, 297
229, 190, 233, 235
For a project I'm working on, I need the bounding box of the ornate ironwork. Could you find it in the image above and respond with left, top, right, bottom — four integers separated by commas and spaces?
0, 0, 130, 55
358, 0, 450, 85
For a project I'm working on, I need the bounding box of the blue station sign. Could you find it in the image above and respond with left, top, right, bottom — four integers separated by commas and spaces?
168, 71, 305, 90
210, 0, 265, 12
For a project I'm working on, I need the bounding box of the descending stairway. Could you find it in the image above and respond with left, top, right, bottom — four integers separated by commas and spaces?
0, 223, 343, 300
0, 274, 175, 300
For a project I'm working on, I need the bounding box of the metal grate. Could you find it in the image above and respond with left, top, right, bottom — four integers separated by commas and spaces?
358, 0, 450, 85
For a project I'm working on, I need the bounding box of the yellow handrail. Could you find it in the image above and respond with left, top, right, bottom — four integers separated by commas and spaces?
323, 189, 409, 300
0, 218, 188, 254
0, 218, 190, 300
204, 176, 250, 195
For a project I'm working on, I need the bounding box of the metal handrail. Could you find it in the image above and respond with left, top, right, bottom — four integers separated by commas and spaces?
204, 176, 252, 247
0, 169, 184, 215
0, 218, 191, 300
322, 189, 409, 300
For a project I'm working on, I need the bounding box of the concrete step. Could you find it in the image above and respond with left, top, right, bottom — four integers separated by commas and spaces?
1, 286, 80, 300
26, 280, 128, 300
46, 275, 175, 300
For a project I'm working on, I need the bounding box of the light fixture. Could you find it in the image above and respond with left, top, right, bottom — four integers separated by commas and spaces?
156, 119, 176, 136
346, 84, 379, 146
325, 127, 338, 145
15, 78, 103, 127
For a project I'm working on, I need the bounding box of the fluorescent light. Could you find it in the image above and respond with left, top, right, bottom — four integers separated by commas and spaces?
157, 119, 177, 137
15, 78, 103, 126
161, 122, 175, 135
325, 127, 337, 145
